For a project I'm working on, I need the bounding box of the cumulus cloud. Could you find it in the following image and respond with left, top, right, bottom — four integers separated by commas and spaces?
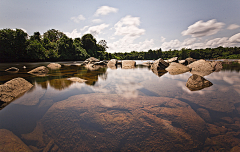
227, 24, 240, 30
160, 36, 166, 42
80, 26, 89, 31
92, 19, 102, 23
229, 33, 240, 43
182, 19, 225, 37
65, 29, 81, 39
85, 24, 109, 37
94, 6, 118, 16
71, 14, 85, 23
114, 15, 145, 37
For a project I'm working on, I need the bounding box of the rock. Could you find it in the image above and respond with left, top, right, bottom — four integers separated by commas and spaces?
84, 57, 100, 65
166, 57, 178, 63
37, 94, 207, 151
238, 60, 240, 64
122, 60, 136, 69
186, 74, 213, 91
107, 59, 117, 69
165, 62, 190, 75
47, 63, 61, 70
142, 61, 152, 67
211, 61, 223, 72
67, 77, 87, 83
187, 59, 215, 71
28, 66, 49, 76
94, 61, 106, 65
185, 58, 197, 65
0, 78, 33, 103
190, 70, 213, 77
0, 129, 32, 152
5, 67, 19, 73
85, 63, 102, 71
151, 58, 169, 71
179, 60, 187, 64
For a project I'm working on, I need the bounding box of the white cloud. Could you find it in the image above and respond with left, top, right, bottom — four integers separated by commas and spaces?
182, 19, 225, 37
20, 28, 27, 33
92, 19, 102, 23
229, 33, 240, 43
114, 15, 145, 37
85, 24, 109, 37
205, 37, 230, 47
80, 26, 89, 31
160, 36, 166, 42
65, 29, 81, 39
94, 6, 118, 16
161, 39, 182, 50
70, 14, 85, 23
227, 24, 240, 30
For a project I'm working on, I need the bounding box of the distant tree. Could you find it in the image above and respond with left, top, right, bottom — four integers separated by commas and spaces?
81, 34, 97, 57
43, 29, 65, 42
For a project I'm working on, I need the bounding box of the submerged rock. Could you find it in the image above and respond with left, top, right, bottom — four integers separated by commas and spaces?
47, 63, 61, 70
67, 77, 87, 83
0, 77, 33, 103
107, 59, 118, 69
122, 60, 136, 69
5, 67, 19, 73
35, 94, 207, 151
165, 62, 190, 75
28, 66, 49, 76
186, 74, 213, 91
0, 129, 32, 152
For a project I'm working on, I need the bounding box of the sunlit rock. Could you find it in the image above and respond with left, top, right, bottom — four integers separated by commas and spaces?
151, 58, 169, 77
47, 63, 61, 70
28, 66, 49, 76
187, 59, 217, 71
211, 61, 223, 72
186, 74, 213, 91
107, 59, 117, 69
0, 129, 32, 152
67, 77, 87, 83
0, 77, 33, 103
5, 67, 19, 73
165, 57, 178, 63
34, 94, 207, 151
122, 60, 136, 69
165, 62, 190, 75
83, 57, 100, 65
142, 61, 152, 67
179, 60, 187, 64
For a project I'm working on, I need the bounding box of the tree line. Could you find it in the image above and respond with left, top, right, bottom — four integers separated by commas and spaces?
0, 28, 240, 62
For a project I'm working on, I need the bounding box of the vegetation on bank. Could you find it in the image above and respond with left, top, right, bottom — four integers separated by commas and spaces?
0, 28, 240, 62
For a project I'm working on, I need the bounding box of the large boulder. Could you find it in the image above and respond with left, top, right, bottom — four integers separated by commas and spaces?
122, 60, 136, 69
165, 57, 178, 63
186, 74, 213, 91
151, 58, 169, 71
211, 61, 223, 72
187, 59, 214, 71
0, 78, 33, 103
83, 57, 100, 65
165, 62, 191, 75
107, 59, 117, 69
47, 63, 61, 70
28, 66, 49, 76
185, 58, 197, 65
5, 67, 19, 73
0, 129, 32, 152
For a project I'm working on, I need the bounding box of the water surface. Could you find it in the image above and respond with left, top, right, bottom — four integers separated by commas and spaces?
0, 61, 240, 151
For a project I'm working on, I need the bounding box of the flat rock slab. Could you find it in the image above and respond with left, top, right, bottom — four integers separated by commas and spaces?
122, 60, 136, 69
0, 78, 33, 103
0, 129, 32, 152
28, 66, 49, 76
36, 94, 207, 151
186, 74, 213, 91
47, 63, 61, 70
67, 77, 87, 83
165, 62, 190, 75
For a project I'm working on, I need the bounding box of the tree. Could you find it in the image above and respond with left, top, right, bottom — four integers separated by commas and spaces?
81, 34, 97, 57
43, 29, 65, 42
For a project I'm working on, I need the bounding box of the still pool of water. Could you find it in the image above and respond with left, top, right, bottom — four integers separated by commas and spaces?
0, 61, 240, 151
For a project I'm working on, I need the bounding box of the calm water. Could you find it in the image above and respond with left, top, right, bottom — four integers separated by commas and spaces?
0, 61, 240, 151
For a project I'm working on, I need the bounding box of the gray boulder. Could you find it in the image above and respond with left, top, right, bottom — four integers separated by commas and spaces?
122, 60, 136, 69
107, 59, 118, 69
28, 66, 49, 76
151, 58, 169, 71
5, 67, 19, 73
0, 78, 33, 103
47, 63, 61, 69
165, 62, 191, 75
186, 74, 213, 91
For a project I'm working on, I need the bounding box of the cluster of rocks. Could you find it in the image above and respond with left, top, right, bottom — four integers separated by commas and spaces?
151, 57, 222, 91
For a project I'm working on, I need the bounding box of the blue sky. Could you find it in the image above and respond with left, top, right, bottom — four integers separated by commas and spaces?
1, 0, 240, 53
